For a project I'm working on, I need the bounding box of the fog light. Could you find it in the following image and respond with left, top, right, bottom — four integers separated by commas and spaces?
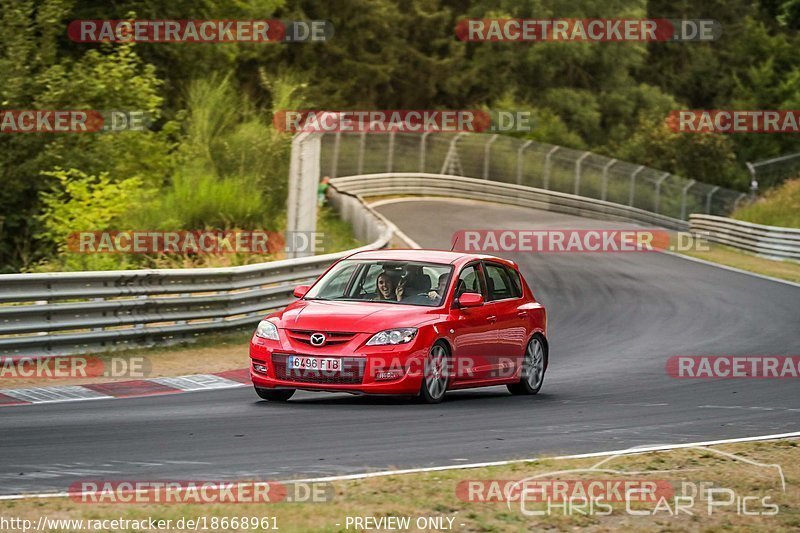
253, 363, 268, 374
375, 370, 403, 381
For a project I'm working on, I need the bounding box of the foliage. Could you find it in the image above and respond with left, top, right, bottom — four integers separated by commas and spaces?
733, 178, 800, 228
35, 168, 145, 271
1, 0, 799, 272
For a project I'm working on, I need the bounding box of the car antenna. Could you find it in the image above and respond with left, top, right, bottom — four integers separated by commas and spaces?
450, 234, 459, 251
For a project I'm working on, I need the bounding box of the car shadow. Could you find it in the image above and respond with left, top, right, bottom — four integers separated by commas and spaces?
252, 388, 555, 407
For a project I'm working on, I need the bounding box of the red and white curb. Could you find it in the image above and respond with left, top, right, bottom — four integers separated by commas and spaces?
0, 369, 249, 407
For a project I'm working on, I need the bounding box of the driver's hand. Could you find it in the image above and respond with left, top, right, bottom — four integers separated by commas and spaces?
427, 290, 439, 300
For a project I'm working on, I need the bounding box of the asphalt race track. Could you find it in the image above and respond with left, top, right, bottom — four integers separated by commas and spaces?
1, 199, 798, 496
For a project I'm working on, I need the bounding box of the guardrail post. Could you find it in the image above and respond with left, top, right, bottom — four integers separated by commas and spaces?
441, 132, 467, 175
483, 134, 498, 180
34, 300, 48, 336
601, 158, 617, 201
706, 186, 720, 214
357, 131, 366, 175
330, 131, 341, 178
680, 180, 696, 220
745, 161, 757, 200
286, 129, 321, 258
543, 146, 559, 190
419, 131, 430, 173
574, 151, 590, 195
628, 165, 645, 207
733, 192, 747, 211
654, 172, 669, 214
516, 140, 533, 184
387, 130, 396, 173
134, 295, 147, 329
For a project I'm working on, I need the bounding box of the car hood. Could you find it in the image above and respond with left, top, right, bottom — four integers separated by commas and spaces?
274, 300, 439, 333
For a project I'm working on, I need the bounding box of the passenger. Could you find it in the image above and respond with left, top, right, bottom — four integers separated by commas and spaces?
376, 272, 397, 301
428, 273, 448, 301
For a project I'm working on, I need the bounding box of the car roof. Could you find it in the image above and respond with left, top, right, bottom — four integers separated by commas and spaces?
346, 248, 518, 268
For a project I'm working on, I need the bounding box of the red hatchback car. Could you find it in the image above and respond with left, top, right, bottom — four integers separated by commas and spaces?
250, 249, 548, 403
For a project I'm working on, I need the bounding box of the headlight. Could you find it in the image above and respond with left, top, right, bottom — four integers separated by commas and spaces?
254, 320, 279, 341
366, 328, 417, 346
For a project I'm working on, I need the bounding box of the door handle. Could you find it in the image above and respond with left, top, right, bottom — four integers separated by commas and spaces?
487, 315, 497, 322
517, 311, 528, 317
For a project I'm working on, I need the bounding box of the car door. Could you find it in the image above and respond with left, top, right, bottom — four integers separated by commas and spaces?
449, 262, 497, 383
482, 261, 528, 380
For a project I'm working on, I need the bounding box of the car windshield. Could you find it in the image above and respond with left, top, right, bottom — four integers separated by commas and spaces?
303, 259, 453, 307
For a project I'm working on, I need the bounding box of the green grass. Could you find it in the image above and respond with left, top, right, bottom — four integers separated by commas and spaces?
317, 204, 364, 254
733, 179, 800, 228
5, 440, 799, 532
677, 242, 800, 283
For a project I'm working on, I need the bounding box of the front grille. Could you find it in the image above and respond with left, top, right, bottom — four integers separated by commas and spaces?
285, 329, 357, 346
271, 354, 365, 385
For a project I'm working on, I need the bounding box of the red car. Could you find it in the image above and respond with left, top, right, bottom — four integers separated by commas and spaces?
250, 249, 548, 403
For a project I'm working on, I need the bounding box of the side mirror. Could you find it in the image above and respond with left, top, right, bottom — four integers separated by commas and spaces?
293, 285, 310, 298
457, 292, 484, 308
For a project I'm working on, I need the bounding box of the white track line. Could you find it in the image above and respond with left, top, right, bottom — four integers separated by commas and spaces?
365, 200, 422, 249
2, 431, 798, 501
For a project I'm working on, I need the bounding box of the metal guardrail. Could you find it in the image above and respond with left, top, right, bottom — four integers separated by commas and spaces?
689, 215, 800, 260
0, 190, 393, 356
332, 173, 690, 231
2, 168, 794, 357
321, 132, 749, 220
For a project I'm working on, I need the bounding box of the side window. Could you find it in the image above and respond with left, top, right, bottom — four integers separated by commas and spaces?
484, 263, 516, 301
504, 266, 522, 298
456, 264, 483, 297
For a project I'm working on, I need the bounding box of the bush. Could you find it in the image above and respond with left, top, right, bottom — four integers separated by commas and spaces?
733, 179, 800, 228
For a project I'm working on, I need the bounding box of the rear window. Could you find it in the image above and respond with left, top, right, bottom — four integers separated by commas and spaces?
484, 262, 521, 301
505, 266, 522, 297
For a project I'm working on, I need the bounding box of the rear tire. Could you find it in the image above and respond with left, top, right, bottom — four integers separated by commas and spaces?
418, 341, 450, 404
507, 335, 547, 395
254, 387, 295, 402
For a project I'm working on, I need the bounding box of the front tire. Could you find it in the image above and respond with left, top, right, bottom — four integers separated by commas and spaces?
254, 387, 295, 402
418, 341, 450, 404
508, 335, 546, 395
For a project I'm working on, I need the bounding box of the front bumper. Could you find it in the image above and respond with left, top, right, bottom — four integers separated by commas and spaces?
249, 332, 429, 395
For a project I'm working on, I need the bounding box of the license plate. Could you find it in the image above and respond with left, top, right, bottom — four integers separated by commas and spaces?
287, 355, 341, 372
